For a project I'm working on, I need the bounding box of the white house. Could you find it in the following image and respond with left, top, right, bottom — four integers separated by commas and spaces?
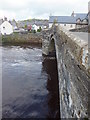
49, 12, 88, 30
32, 24, 39, 31
0, 21, 13, 35
49, 15, 76, 30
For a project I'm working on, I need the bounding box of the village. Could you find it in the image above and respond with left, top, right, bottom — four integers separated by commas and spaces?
0, 10, 89, 35
0, 1, 90, 119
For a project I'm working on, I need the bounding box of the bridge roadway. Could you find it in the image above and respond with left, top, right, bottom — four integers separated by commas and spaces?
70, 32, 90, 43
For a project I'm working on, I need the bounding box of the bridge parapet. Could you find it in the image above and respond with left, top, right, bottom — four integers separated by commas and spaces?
56, 26, 90, 119
58, 26, 89, 74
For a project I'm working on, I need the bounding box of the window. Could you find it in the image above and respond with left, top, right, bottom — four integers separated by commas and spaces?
3, 26, 5, 29
70, 25, 72, 28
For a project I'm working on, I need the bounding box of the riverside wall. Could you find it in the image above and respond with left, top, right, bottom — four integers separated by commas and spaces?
1, 33, 42, 45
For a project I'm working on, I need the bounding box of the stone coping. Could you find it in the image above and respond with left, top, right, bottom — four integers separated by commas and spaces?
57, 26, 89, 74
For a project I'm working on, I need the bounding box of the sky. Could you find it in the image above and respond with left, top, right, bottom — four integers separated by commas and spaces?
0, 0, 89, 21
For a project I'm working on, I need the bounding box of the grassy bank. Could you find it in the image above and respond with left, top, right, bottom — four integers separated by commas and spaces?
1, 33, 42, 45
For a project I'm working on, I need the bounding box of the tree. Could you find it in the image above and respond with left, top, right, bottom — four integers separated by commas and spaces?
53, 18, 58, 26
24, 24, 27, 29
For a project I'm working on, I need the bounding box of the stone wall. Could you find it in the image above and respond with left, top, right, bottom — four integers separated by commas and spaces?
55, 26, 90, 119
2, 33, 42, 45
88, 1, 90, 33
42, 26, 90, 119
42, 29, 55, 56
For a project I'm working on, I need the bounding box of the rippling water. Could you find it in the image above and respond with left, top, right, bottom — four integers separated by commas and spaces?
2, 45, 60, 119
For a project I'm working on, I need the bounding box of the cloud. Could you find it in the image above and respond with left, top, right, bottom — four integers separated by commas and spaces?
0, 0, 89, 20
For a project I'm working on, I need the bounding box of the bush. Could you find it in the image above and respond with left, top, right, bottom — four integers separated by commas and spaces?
37, 27, 42, 32
29, 30, 36, 33
33, 30, 36, 33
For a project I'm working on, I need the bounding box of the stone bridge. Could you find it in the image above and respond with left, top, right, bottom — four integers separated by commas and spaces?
42, 26, 90, 119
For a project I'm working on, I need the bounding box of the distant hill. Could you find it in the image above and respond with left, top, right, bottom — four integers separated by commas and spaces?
17, 19, 49, 28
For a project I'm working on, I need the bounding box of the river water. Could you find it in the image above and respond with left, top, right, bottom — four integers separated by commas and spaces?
2, 45, 60, 119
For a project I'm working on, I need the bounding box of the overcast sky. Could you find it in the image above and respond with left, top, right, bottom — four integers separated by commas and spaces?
0, 0, 89, 21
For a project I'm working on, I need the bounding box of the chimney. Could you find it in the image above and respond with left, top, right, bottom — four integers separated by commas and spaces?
4, 17, 7, 21
71, 11, 75, 17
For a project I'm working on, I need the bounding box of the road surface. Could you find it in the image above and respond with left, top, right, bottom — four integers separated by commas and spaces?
70, 32, 90, 43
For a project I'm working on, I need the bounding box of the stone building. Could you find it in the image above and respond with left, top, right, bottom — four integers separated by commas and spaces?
49, 12, 88, 30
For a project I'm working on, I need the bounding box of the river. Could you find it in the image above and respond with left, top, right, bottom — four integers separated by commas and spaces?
2, 45, 60, 119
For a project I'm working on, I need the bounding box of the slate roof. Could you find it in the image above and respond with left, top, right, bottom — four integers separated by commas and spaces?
9, 20, 17, 27
17, 20, 49, 28
0, 19, 16, 26
49, 16, 75, 24
49, 13, 87, 24
0, 19, 3, 25
75, 13, 87, 20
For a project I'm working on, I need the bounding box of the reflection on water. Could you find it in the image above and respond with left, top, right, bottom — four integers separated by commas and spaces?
2, 45, 60, 119
42, 58, 60, 119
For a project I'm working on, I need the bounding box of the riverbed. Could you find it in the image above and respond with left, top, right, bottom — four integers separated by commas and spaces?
2, 45, 60, 119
